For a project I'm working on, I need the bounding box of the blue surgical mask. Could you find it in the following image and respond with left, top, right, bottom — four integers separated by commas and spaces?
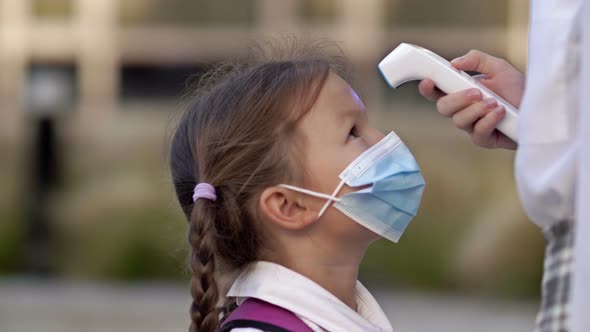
279, 131, 425, 243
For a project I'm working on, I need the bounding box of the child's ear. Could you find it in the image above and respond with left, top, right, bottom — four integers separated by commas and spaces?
259, 186, 317, 231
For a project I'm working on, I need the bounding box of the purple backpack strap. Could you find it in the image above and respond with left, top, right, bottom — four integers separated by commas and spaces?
220, 298, 314, 332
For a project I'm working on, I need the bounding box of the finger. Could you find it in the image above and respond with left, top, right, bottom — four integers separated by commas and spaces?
436, 88, 482, 117
451, 50, 509, 75
472, 74, 488, 82
496, 132, 518, 150
472, 107, 505, 147
418, 79, 435, 100
418, 79, 445, 101
451, 98, 498, 132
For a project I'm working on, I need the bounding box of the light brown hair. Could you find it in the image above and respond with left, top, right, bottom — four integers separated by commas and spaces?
168, 40, 348, 332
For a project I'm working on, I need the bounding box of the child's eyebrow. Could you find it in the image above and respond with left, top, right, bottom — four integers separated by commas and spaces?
338, 108, 363, 126
344, 107, 364, 116
343, 107, 366, 118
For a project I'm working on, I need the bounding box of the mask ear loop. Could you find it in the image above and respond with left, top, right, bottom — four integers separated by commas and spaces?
277, 181, 345, 218
316, 178, 346, 217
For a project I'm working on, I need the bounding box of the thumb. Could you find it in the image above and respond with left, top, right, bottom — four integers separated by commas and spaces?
451, 50, 505, 75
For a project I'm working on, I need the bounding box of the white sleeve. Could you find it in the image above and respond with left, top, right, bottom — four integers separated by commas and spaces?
514, 0, 581, 229
230, 328, 265, 332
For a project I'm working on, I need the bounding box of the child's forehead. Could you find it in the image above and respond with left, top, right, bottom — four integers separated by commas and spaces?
315, 73, 365, 116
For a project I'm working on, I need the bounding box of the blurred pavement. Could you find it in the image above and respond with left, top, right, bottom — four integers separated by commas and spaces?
0, 277, 537, 332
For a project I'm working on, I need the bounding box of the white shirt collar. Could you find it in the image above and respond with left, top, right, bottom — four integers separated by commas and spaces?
227, 261, 393, 332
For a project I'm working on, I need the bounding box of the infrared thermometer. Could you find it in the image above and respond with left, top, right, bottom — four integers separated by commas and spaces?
378, 43, 518, 142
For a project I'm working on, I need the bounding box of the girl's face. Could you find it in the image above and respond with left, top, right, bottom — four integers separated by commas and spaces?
296, 72, 385, 242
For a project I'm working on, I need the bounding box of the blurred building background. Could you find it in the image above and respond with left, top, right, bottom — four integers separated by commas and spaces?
0, 0, 542, 331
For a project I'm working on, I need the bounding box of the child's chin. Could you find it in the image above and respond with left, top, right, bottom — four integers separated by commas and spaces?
354, 223, 382, 244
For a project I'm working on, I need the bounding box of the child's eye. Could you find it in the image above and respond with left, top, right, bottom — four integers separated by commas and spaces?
348, 126, 359, 141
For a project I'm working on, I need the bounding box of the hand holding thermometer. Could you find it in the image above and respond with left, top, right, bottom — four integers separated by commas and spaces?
378, 43, 519, 142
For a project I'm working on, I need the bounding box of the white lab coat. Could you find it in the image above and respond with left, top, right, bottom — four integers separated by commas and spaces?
515, 0, 581, 228
515, 0, 588, 331
226, 261, 393, 332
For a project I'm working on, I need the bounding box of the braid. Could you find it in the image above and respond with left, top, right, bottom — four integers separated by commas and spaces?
188, 200, 220, 332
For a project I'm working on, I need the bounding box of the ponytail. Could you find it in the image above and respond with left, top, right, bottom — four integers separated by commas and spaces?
188, 199, 220, 332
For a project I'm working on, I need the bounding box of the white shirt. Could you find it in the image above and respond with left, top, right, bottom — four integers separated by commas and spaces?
226, 261, 393, 332
515, 0, 582, 229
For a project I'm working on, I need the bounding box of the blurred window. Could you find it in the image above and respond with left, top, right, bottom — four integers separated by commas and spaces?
33, 0, 72, 19
120, 64, 208, 104
120, 0, 255, 26
27, 64, 78, 114
385, 0, 509, 27
299, 0, 337, 24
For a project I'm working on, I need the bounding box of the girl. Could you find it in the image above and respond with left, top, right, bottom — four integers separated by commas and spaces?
169, 41, 425, 332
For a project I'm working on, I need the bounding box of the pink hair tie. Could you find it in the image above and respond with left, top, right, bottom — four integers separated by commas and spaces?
192, 183, 217, 203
